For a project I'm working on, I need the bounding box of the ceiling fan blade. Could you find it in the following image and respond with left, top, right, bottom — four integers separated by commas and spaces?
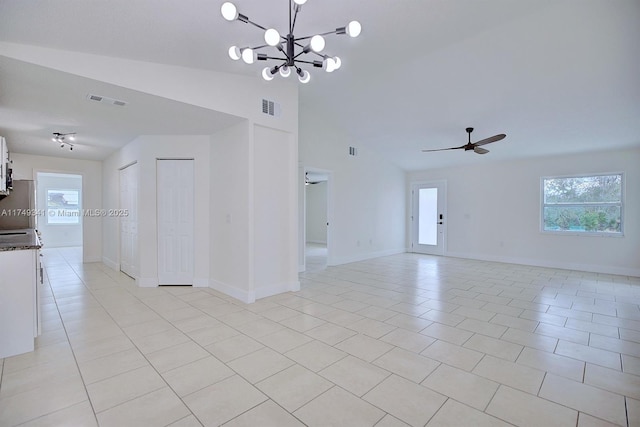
474, 146, 489, 154
474, 133, 506, 146
422, 145, 465, 153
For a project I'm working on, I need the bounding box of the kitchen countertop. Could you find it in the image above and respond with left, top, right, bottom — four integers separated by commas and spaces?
0, 229, 42, 251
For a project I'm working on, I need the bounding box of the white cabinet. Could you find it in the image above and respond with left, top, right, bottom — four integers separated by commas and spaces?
0, 248, 39, 358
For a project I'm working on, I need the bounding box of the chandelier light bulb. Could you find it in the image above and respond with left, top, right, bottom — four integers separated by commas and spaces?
297, 69, 310, 83
228, 46, 241, 60
262, 67, 275, 81
68, 135, 75, 141
323, 57, 336, 72
264, 28, 280, 47
346, 20, 361, 37
241, 48, 255, 64
310, 35, 325, 52
293, 0, 307, 5
221, 2, 238, 21
280, 65, 291, 77
333, 56, 342, 70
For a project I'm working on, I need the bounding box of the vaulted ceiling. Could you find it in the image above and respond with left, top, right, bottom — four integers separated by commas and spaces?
1, 0, 639, 170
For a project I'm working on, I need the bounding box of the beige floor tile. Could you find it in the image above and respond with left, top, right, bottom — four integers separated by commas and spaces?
234, 318, 285, 339
501, 327, 558, 352
589, 334, 640, 357
426, 399, 512, 427
420, 309, 466, 326
357, 305, 399, 321
375, 414, 411, 427
420, 340, 484, 371
539, 373, 627, 426
304, 322, 357, 345
379, 328, 436, 353
257, 328, 313, 353
364, 375, 447, 427
566, 318, 619, 338
473, 354, 545, 395
319, 355, 390, 396
294, 386, 385, 426
224, 400, 305, 427
161, 356, 234, 397
481, 302, 523, 317
86, 365, 166, 413
204, 334, 264, 363
186, 323, 240, 347
285, 340, 348, 372
184, 375, 267, 426
555, 340, 621, 370
452, 306, 495, 322
384, 313, 433, 332
463, 334, 524, 361
96, 387, 189, 427
373, 347, 440, 383
228, 347, 295, 383
584, 363, 640, 400
71, 334, 135, 363
622, 354, 640, 375
517, 347, 585, 381
132, 328, 191, 354
490, 313, 538, 332
577, 412, 623, 427
627, 397, 640, 427
146, 340, 209, 373
422, 364, 499, 410
258, 306, 301, 322
334, 334, 394, 362
486, 385, 578, 427
0, 377, 88, 426
77, 348, 148, 385
348, 318, 397, 339
256, 364, 333, 411
0, 357, 80, 398
420, 322, 474, 345
457, 318, 507, 338
166, 415, 205, 427
279, 314, 326, 332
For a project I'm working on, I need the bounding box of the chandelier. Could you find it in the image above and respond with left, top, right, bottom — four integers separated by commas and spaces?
52, 132, 75, 151
220, 0, 361, 83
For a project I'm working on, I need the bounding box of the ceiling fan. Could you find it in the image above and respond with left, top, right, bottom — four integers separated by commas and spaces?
422, 127, 506, 155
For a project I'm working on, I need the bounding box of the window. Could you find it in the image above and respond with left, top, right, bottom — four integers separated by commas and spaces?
47, 189, 80, 224
541, 174, 622, 235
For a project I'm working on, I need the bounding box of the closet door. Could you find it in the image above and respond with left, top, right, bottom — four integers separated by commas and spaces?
157, 159, 194, 285
120, 163, 138, 278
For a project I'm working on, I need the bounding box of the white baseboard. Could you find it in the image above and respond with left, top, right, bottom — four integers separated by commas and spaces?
193, 278, 209, 288
306, 240, 327, 245
255, 280, 300, 300
210, 279, 254, 304
445, 251, 640, 278
102, 256, 119, 271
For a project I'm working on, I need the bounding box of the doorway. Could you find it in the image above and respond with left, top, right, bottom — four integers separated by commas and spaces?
304, 169, 330, 271
411, 181, 446, 255
36, 172, 83, 249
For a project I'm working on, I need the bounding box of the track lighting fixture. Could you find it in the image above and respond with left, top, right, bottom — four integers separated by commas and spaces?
52, 132, 76, 151
221, 0, 361, 83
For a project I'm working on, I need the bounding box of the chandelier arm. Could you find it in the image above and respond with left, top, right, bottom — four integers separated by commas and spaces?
294, 59, 321, 65
295, 30, 340, 42
244, 19, 268, 31
261, 56, 288, 61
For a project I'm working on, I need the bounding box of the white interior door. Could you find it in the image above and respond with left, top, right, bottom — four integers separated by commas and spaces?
120, 163, 138, 278
157, 159, 194, 285
411, 181, 446, 255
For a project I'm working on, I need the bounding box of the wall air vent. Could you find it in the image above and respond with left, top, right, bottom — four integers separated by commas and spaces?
87, 94, 128, 107
261, 99, 281, 117
349, 146, 358, 156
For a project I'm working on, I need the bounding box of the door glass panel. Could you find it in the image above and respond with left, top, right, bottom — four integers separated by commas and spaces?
418, 188, 438, 245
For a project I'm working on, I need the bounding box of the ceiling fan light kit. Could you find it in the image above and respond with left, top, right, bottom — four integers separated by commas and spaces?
220, 0, 361, 83
422, 127, 506, 155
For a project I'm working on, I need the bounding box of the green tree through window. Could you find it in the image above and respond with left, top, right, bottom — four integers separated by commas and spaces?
542, 174, 622, 234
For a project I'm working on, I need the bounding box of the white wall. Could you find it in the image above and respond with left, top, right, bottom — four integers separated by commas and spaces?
102, 135, 211, 286
305, 182, 327, 244
299, 104, 406, 267
11, 153, 102, 262
408, 147, 640, 276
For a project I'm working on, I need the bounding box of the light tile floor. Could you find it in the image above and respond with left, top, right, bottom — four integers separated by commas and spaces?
1, 247, 639, 426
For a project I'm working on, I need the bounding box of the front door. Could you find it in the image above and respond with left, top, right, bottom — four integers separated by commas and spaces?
411, 181, 446, 255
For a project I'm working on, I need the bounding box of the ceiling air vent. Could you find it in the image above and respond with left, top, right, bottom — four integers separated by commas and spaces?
87, 93, 128, 107
261, 99, 281, 117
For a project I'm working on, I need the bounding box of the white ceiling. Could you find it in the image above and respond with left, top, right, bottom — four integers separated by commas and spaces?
0, 0, 639, 169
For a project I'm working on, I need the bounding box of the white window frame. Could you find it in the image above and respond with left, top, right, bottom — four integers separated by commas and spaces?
540, 173, 624, 237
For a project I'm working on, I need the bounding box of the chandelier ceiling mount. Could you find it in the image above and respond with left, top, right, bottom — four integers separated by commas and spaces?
221, 0, 361, 83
